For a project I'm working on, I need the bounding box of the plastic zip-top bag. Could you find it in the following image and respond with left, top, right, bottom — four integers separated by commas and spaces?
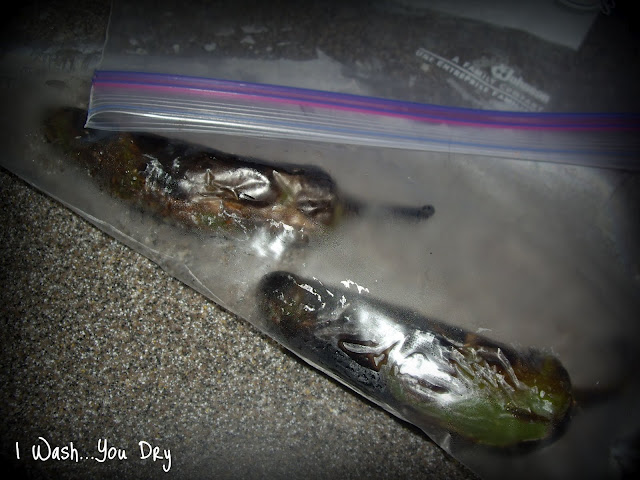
2, 1, 640, 479
86, 70, 640, 169
35, 96, 640, 480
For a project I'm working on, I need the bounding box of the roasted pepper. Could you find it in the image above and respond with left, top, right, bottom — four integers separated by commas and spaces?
257, 271, 573, 449
43, 107, 434, 247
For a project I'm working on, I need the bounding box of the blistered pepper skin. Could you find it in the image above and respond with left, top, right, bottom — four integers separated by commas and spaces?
258, 271, 573, 449
43, 108, 434, 246
43, 107, 345, 243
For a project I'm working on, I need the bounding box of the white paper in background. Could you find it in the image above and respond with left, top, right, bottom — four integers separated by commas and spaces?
393, 0, 600, 50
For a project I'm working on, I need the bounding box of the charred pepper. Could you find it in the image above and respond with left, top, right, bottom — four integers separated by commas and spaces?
257, 271, 573, 449
43, 107, 434, 245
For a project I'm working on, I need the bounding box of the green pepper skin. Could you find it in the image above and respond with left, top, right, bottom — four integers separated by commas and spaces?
258, 271, 573, 449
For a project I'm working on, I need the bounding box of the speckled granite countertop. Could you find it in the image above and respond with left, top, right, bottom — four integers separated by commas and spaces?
0, 1, 479, 478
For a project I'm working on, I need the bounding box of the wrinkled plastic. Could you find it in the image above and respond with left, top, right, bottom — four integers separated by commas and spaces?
258, 271, 573, 450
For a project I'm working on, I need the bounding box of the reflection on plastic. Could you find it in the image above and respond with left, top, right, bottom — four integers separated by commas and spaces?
258, 271, 573, 449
